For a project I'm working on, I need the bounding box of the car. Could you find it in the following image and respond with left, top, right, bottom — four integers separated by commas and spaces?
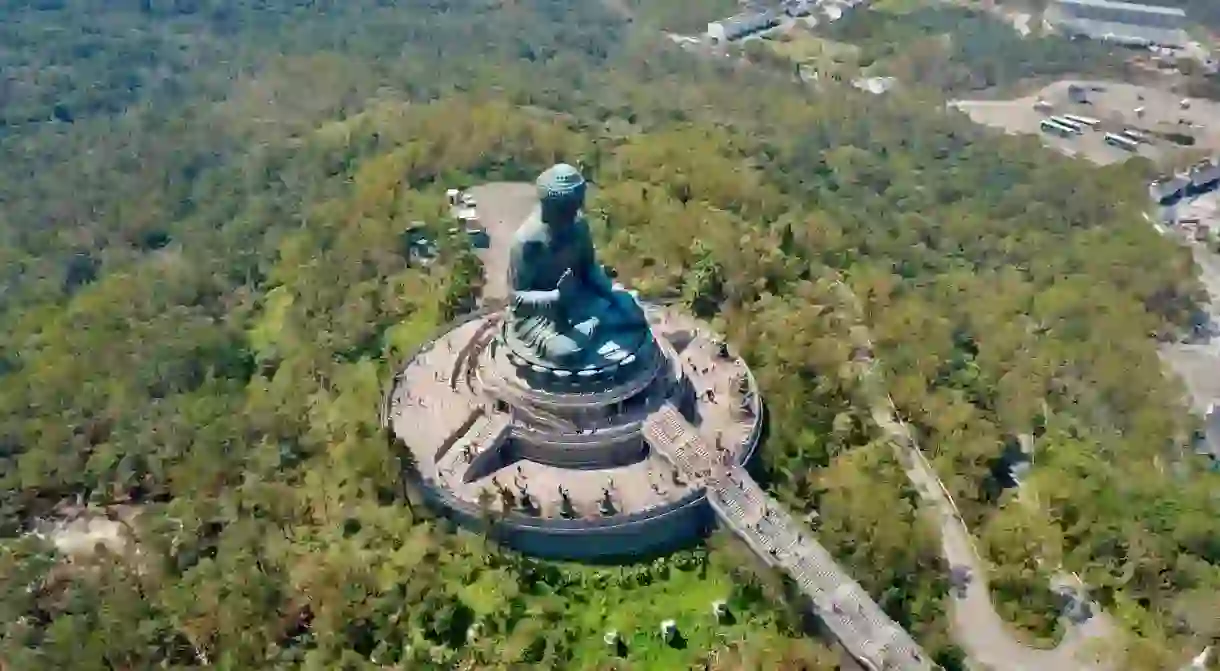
950, 565, 973, 598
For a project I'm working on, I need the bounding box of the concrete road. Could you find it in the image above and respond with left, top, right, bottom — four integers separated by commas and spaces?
464, 182, 537, 301
836, 277, 1119, 671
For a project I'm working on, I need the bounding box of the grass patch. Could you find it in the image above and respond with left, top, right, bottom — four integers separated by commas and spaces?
623, 0, 740, 34
770, 32, 861, 63
766, 31, 863, 79
872, 0, 936, 15
470, 535, 826, 669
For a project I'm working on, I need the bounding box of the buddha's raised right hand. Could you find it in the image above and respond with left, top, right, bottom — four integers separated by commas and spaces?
556, 268, 579, 301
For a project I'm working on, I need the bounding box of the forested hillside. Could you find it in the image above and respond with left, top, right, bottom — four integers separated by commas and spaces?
0, 1, 1217, 669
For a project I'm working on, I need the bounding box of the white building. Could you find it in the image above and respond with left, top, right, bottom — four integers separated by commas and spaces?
1150, 174, 1191, 203
1054, 0, 1186, 29
1050, 0, 1188, 46
784, 0, 815, 17
706, 11, 780, 42
1188, 158, 1220, 190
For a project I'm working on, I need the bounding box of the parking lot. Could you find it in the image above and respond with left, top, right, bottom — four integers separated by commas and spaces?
954, 79, 1220, 166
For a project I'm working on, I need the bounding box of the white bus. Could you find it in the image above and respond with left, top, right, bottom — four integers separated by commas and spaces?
1049, 117, 1085, 134
1041, 119, 1078, 137
1105, 133, 1139, 151
1062, 113, 1100, 127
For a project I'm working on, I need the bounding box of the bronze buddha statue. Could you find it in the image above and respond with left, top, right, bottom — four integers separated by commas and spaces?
503, 163, 649, 371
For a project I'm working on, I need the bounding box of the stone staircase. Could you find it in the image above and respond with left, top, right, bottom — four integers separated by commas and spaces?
643, 404, 934, 671
438, 411, 512, 482
643, 405, 714, 478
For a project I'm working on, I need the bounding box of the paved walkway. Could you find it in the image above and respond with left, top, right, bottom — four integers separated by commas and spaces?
644, 405, 934, 671
464, 182, 537, 301
872, 403, 1116, 671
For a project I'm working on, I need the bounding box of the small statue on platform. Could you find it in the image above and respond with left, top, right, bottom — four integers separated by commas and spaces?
735, 374, 755, 417
558, 485, 576, 519
734, 373, 750, 397
494, 478, 516, 510
517, 482, 536, 514
598, 487, 616, 516
671, 467, 686, 487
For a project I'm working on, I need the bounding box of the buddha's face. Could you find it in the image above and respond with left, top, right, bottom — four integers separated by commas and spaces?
540, 187, 584, 225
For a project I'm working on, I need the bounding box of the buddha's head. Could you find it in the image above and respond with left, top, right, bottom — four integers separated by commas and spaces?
537, 163, 586, 224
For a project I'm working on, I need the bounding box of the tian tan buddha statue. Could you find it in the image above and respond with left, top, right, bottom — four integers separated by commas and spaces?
503, 163, 651, 371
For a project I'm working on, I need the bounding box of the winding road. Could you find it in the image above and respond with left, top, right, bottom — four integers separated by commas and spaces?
871, 403, 1116, 670
837, 280, 1119, 671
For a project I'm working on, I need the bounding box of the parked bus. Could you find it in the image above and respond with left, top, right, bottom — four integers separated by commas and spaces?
1105, 133, 1139, 151
1048, 117, 1084, 134
1062, 113, 1100, 127
1041, 119, 1078, 137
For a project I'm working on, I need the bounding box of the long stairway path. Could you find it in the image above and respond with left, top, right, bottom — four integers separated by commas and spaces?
644, 405, 934, 671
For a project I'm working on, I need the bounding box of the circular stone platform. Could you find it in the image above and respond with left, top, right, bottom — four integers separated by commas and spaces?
383, 304, 764, 561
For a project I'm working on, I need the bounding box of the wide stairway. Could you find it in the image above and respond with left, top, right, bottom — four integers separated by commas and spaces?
643, 405, 934, 671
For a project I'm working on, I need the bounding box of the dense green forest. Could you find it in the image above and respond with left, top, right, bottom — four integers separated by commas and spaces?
0, 0, 1217, 669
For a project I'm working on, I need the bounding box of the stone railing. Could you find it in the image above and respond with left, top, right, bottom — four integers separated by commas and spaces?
512, 436, 646, 470
707, 471, 931, 671
427, 478, 705, 532
737, 352, 765, 465
388, 422, 713, 559
434, 406, 487, 463
513, 421, 642, 446
413, 472, 712, 559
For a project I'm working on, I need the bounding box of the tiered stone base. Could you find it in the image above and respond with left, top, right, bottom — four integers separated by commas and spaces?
383, 304, 763, 561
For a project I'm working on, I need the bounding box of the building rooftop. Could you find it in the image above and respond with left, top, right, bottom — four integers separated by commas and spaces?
1056, 0, 1187, 19
1058, 17, 1186, 45
714, 10, 778, 28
